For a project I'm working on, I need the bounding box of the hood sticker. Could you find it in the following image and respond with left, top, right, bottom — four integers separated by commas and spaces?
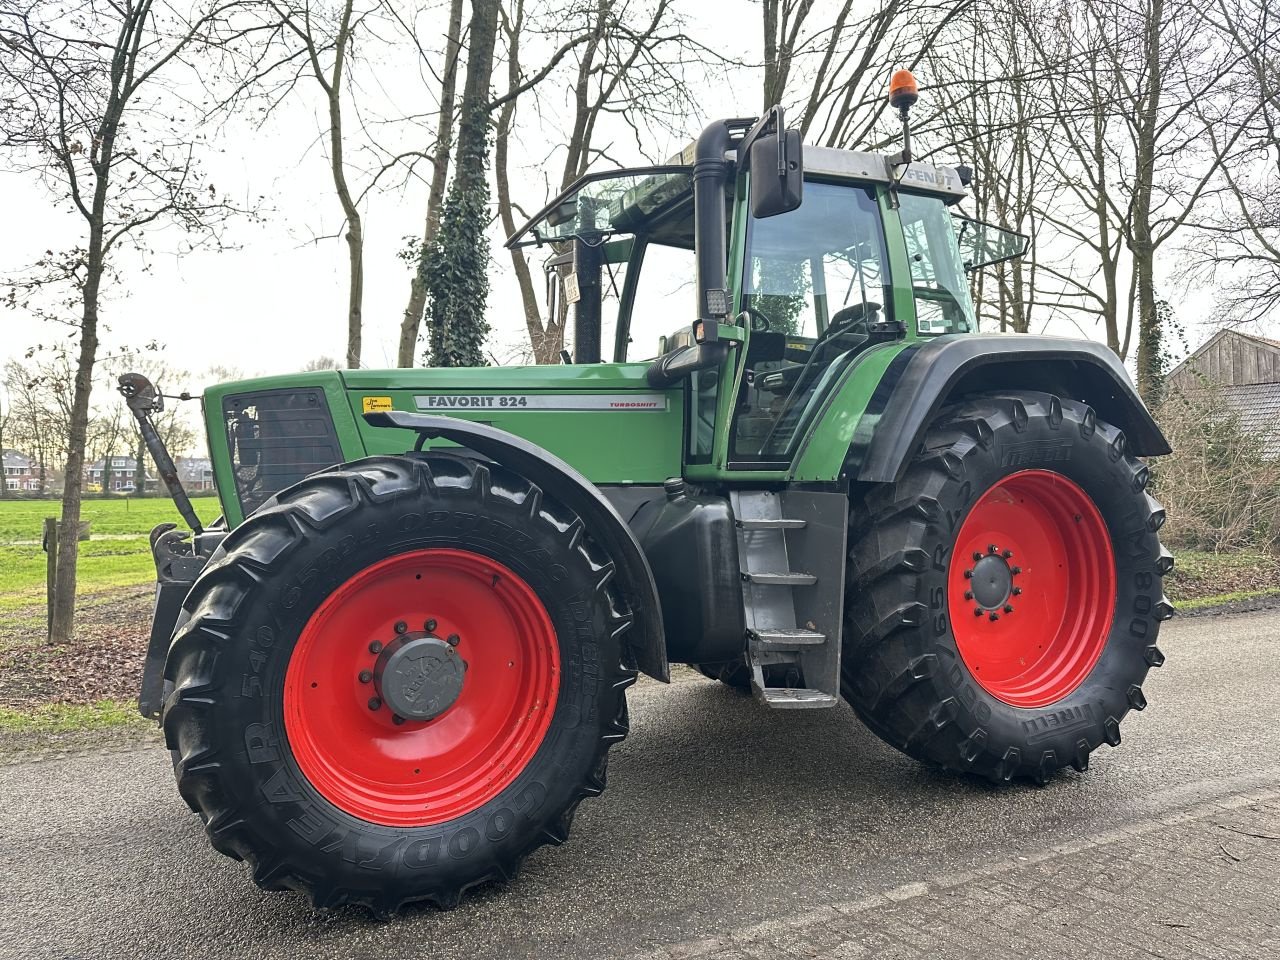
415, 393, 668, 412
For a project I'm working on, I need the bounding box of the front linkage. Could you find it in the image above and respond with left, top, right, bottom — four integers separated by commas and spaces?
118, 373, 224, 718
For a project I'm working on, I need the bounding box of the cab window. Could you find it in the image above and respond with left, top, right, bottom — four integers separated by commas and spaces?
622, 241, 696, 361
898, 192, 975, 334
732, 181, 891, 462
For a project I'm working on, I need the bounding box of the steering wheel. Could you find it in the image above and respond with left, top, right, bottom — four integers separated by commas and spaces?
737, 306, 773, 332
827, 301, 881, 333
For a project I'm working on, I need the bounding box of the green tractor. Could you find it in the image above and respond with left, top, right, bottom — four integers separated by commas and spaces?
122, 77, 1173, 912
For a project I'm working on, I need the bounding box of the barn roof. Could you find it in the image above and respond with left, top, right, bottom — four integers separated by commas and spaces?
1221, 382, 1280, 458
1166, 328, 1280, 392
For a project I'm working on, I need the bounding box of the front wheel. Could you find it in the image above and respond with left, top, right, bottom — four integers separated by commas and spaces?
842, 391, 1174, 783
163, 455, 635, 911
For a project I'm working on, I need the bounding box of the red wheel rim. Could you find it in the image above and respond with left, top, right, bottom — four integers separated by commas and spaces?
948, 470, 1115, 708
284, 549, 560, 826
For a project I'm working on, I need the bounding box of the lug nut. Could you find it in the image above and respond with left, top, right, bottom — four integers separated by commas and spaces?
964, 591, 974, 601
392, 715, 405, 726
963, 570, 973, 579
1011, 566, 1022, 575
358, 670, 373, 684
368, 697, 382, 710
972, 552, 983, 562
974, 608, 983, 617
425, 618, 437, 632
1003, 549, 1013, 559
369, 640, 383, 654
394, 621, 407, 634
1013, 587, 1022, 595
1004, 604, 1014, 614
988, 544, 998, 554
447, 633, 460, 646
989, 612, 999, 622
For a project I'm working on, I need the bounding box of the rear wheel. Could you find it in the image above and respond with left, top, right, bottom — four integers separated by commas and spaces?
164, 455, 634, 911
842, 392, 1174, 783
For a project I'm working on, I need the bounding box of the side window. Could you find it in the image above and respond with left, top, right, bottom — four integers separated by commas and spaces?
898, 193, 975, 334
625, 242, 696, 361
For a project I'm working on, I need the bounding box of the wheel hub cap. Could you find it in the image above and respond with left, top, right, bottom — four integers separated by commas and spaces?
374, 634, 465, 721
969, 554, 1013, 610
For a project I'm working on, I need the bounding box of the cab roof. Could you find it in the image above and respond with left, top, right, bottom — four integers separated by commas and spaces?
506, 147, 967, 250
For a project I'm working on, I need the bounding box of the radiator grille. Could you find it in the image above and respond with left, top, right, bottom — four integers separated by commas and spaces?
223, 388, 342, 515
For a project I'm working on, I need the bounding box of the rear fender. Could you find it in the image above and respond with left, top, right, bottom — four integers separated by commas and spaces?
364, 410, 669, 682
847, 335, 1171, 483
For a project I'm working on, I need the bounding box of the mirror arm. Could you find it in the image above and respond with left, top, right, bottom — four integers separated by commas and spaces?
738, 105, 787, 175
645, 341, 730, 389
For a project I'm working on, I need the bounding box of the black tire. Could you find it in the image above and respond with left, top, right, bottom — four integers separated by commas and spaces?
163, 454, 635, 911
842, 391, 1173, 783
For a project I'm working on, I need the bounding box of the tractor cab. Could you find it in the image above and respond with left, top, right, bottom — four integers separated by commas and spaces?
508, 109, 1026, 476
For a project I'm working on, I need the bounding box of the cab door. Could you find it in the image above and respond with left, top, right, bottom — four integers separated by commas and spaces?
687, 179, 896, 479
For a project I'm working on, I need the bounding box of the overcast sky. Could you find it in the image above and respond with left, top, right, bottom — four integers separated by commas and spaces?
0, 0, 1240, 400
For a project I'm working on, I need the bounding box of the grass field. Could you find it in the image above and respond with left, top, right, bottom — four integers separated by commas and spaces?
0, 496, 222, 614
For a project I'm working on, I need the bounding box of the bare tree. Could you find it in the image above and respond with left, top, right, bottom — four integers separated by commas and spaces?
0, 0, 245, 642
2, 360, 57, 494
256, 0, 375, 369
1183, 0, 1280, 327
494, 0, 704, 363
396, 0, 463, 367
923, 1, 1060, 333
1011, 0, 1266, 395
768, 0, 975, 148
422, 0, 501, 367
0, 384, 11, 500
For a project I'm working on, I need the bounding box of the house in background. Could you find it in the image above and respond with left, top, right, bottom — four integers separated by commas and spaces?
175, 456, 216, 492
1166, 329, 1280, 456
86, 454, 158, 492
2, 449, 42, 491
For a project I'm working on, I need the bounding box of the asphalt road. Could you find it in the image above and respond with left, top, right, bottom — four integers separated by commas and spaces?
2, 609, 1279, 960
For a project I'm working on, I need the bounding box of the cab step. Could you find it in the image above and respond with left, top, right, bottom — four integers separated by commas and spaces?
730, 489, 848, 712
736, 517, 807, 530
758, 687, 839, 709
742, 570, 817, 586
751, 627, 826, 646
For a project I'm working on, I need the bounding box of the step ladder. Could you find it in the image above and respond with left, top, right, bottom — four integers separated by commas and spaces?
731, 490, 848, 709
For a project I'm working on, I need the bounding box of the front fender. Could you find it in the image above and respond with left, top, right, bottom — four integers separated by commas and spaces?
364, 410, 669, 682
847, 334, 1171, 483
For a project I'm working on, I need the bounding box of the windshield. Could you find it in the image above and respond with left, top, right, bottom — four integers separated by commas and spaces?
898, 193, 975, 335
507, 167, 692, 248
733, 181, 892, 462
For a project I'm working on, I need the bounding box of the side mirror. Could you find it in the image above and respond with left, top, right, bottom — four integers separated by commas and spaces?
749, 130, 803, 219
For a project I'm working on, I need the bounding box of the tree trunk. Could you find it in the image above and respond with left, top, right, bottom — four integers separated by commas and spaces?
0, 414, 7, 500
397, 0, 463, 368
325, 0, 363, 370
424, 0, 500, 368
50, 252, 101, 644
495, 0, 560, 365
1132, 0, 1164, 398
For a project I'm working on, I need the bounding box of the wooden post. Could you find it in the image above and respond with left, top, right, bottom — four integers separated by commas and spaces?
42, 518, 90, 641
43, 516, 58, 640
